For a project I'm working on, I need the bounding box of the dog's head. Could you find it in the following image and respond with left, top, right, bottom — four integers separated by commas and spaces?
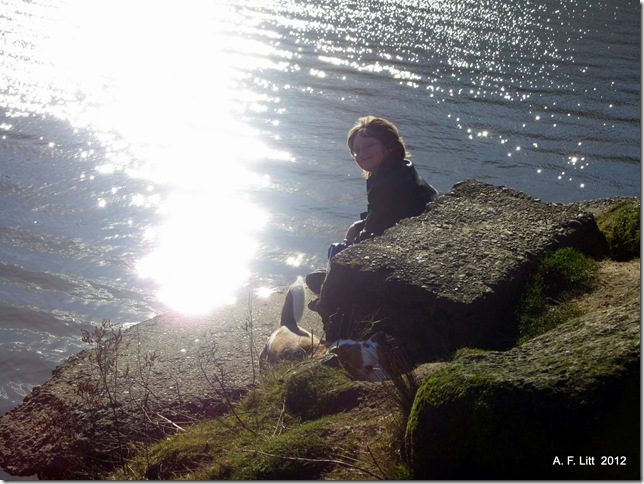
328, 332, 389, 382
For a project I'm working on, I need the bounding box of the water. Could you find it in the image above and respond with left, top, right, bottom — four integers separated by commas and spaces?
0, 0, 639, 455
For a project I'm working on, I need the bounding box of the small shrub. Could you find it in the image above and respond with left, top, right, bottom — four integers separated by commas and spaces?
596, 199, 640, 261
516, 247, 598, 344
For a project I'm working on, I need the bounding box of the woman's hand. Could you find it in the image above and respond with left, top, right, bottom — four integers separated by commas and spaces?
344, 222, 360, 244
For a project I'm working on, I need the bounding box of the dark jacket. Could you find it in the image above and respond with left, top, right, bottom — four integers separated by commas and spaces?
354, 156, 438, 242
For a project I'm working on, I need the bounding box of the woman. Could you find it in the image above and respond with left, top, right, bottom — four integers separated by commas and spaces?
329, 116, 438, 257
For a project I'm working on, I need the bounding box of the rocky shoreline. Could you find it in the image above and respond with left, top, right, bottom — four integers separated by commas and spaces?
0, 289, 324, 479
0, 180, 639, 479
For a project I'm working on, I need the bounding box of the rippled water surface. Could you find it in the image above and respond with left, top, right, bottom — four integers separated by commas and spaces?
0, 0, 639, 440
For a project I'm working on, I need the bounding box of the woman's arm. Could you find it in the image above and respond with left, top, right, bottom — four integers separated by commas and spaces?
345, 219, 366, 244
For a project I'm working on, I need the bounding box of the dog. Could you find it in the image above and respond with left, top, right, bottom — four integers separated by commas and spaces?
327, 332, 390, 382
259, 277, 397, 382
259, 276, 326, 366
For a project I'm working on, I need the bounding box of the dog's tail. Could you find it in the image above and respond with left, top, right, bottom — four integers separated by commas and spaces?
280, 276, 305, 330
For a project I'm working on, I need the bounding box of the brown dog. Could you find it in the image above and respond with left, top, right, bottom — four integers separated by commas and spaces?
259, 277, 326, 366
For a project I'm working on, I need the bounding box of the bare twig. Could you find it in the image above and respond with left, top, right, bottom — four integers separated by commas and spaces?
155, 413, 186, 432
80, 319, 128, 474
242, 449, 385, 480
367, 445, 389, 480
198, 340, 257, 436
272, 399, 287, 437
244, 292, 259, 386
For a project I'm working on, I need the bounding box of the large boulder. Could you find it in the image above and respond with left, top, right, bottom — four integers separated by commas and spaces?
316, 180, 609, 363
405, 297, 640, 480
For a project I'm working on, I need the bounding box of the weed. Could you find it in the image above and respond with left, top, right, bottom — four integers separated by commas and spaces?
197, 336, 257, 436
78, 319, 128, 474
242, 292, 260, 387
76, 319, 193, 479
100, 296, 411, 480
376, 341, 419, 460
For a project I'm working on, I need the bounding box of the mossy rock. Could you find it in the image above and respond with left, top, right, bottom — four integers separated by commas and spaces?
405, 298, 640, 479
281, 363, 359, 421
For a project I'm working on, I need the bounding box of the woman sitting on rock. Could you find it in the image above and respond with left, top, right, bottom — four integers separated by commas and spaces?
332, 115, 438, 254
308, 116, 438, 293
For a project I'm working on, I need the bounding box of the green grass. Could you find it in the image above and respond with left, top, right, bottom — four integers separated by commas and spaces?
107, 362, 407, 480
453, 347, 488, 360
516, 200, 641, 345
595, 199, 640, 261
516, 247, 598, 345
229, 418, 333, 480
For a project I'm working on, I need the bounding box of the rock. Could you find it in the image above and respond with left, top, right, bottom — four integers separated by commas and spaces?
316, 180, 609, 363
405, 297, 640, 480
0, 290, 324, 479
305, 269, 327, 295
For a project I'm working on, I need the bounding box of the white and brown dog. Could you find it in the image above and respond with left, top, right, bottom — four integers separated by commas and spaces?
328, 333, 390, 382
260, 277, 395, 382
259, 276, 326, 366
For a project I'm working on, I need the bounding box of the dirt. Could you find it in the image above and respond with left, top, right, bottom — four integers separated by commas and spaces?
573, 259, 640, 313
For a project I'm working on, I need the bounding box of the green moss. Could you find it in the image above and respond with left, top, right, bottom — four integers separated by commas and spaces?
411, 364, 476, 408
516, 247, 597, 344
596, 199, 640, 261
406, 361, 498, 476
230, 419, 333, 480
282, 364, 354, 420
406, 320, 641, 479
452, 347, 488, 360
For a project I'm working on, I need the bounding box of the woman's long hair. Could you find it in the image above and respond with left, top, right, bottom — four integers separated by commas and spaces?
347, 116, 411, 178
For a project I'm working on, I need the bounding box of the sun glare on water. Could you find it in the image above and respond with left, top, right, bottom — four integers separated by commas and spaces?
136, 190, 269, 314
33, 1, 283, 314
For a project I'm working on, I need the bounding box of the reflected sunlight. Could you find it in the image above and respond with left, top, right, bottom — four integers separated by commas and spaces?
136, 191, 269, 314
33, 0, 282, 314
255, 286, 276, 299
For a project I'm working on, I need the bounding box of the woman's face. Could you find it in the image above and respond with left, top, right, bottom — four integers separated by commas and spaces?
351, 134, 389, 174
